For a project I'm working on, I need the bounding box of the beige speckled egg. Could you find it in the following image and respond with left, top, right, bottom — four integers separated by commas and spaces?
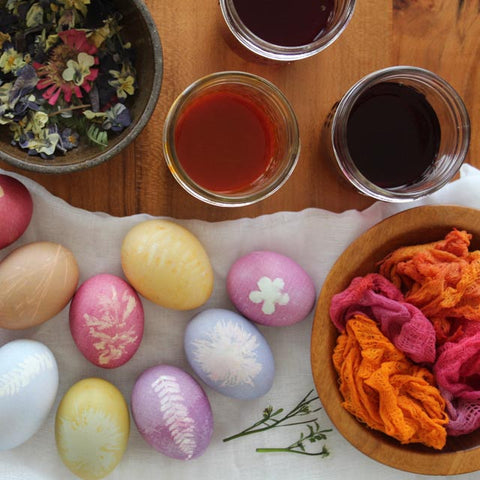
55, 378, 129, 480
0, 241, 79, 329
121, 220, 213, 310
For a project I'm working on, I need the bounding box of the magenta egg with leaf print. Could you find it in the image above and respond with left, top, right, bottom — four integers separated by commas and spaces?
69, 273, 144, 368
131, 365, 213, 460
227, 250, 316, 326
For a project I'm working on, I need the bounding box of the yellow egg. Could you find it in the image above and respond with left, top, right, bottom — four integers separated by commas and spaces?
55, 378, 129, 480
0, 241, 79, 329
121, 220, 214, 310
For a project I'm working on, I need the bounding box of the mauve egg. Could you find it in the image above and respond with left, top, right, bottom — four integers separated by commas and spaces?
184, 308, 275, 399
55, 378, 130, 480
131, 365, 213, 460
0, 174, 33, 250
227, 250, 316, 327
121, 220, 214, 310
0, 242, 79, 330
0, 339, 58, 451
69, 273, 144, 368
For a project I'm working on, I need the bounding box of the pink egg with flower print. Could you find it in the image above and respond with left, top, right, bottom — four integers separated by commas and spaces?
131, 365, 213, 460
227, 251, 316, 327
69, 273, 144, 368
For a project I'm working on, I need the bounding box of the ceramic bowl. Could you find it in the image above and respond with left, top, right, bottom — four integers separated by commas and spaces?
311, 205, 480, 475
0, 0, 163, 173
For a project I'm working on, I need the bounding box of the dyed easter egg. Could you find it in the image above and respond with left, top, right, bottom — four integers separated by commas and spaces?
184, 308, 275, 399
121, 220, 213, 310
0, 174, 33, 250
69, 273, 144, 368
131, 365, 213, 460
227, 250, 316, 326
0, 339, 58, 451
55, 378, 129, 480
0, 242, 79, 330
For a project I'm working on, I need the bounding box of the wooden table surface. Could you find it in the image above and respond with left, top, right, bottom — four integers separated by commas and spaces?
1, 0, 480, 221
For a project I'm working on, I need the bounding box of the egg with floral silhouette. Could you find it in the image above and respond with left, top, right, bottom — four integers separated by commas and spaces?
55, 378, 129, 480
131, 365, 213, 460
184, 308, 275, 399
69, 273, 144, 368
227, 250, 316, 326
0, 339, 58, 451
0, 174, 33, 250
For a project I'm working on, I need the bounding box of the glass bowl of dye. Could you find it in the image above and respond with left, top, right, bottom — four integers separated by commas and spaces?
311, 205, 480, 475
163, 71, 300, 207
0, 0, 163, 174
219, 0, 356, 62
328, 66, 470, 202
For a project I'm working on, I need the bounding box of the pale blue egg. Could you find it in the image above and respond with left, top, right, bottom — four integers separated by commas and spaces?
184, 308, 275, 399
0, 339, 58, 451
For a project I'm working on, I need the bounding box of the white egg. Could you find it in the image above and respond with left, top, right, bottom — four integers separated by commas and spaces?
0, 339, 58, 451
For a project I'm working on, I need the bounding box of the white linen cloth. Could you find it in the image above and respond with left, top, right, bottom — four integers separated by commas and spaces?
1, 164, 480, 480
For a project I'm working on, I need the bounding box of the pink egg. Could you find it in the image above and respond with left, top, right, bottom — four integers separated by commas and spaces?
0, 174, 33, 250
131, 365, 213, 460
69, 273, 144, 368
227, 250, 316, 326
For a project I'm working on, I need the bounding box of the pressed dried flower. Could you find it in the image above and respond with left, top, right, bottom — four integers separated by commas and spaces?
34, 29, 99, 105
59, 0, 91, 17
0, 47, 26, 74
26, 3, 44, 28
108, 65, 135, 99
0, 32, 11, 49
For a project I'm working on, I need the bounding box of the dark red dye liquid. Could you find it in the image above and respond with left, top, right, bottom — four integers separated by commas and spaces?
346, 82, 441, 188
174, 91, 275, 193
232, 0, 335, 47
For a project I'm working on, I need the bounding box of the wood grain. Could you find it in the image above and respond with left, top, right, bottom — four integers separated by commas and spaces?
1, 1, 479, 220
311, 205, 480, 475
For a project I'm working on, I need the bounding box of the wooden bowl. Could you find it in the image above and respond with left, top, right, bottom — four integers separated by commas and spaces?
311, 205, 480, 475
0, 0, 163, 173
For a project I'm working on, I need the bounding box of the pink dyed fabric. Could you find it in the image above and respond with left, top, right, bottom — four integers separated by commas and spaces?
330, 273, 436, 364
441, 389, 480, 436
434, 321, 480, 435
435, 323, 480, 402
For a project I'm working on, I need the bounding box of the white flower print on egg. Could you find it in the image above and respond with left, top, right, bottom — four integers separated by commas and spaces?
192, 319, 262, 387
248, 276, 290, 314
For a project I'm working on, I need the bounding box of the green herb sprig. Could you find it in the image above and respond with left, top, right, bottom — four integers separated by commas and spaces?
256, 421, 331, 457
223, 389, 332, 457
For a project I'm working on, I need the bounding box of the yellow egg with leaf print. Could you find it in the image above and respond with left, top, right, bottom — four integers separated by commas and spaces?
55, 378, 129, 480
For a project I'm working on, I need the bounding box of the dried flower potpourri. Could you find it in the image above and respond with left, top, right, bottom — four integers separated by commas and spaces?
0, 0, 135, 158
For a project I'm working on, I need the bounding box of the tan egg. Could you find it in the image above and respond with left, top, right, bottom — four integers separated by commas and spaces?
0, 241, 79, 329
55, 378, 129, 480
121, 220, 213, 310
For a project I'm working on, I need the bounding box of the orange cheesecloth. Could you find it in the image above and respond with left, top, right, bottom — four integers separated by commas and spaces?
378, 229, 480, 344
333, 314, 448, 449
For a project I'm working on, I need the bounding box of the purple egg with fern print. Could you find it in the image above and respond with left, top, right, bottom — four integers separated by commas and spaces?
227, 250, 316, 327
184, 308, 275, 399
69, 273, 144, 368
131, 365, 213, 460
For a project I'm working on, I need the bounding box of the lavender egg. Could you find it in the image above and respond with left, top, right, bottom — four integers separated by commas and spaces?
184, 308, 275, 399
69, 274, 144, 368
227, 250, 316, 327
131, 365, 213, 460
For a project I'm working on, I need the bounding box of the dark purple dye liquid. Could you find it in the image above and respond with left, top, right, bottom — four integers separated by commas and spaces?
346, 82, 441, 189
232, 0, 336, 47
